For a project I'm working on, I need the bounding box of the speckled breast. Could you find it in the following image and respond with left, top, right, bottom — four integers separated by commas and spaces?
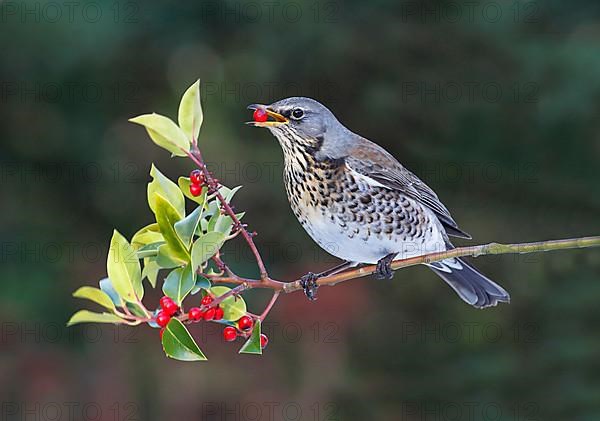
282, 146, 442, 263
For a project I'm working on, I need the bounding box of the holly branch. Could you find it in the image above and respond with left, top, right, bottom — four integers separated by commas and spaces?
68, 80, 600, 362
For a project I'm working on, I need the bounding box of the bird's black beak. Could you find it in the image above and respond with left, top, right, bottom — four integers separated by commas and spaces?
246, 104, 288, 127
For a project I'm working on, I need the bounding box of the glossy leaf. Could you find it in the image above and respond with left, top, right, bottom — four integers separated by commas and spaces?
213, 214, 234, 236
67, 310, 123, 327
224, 185, 242, 203
155, 194, 189, 263
174, 206, 203, 247
148, 164, 185, 219
136, 242, 164, 259
131, 223, 163, 250
239, 320, 262, 355
99, 278, 122, 306
162, 265, 195, 306
190, 274, 211, 295
73, 286, 116, 312
156, 244, 184, 269
191, 232, 226, 272
129, 113, 190, 157
178, 79, 203, 142
162, 318, 207, 361
107, 230, 143, 303
125, 302, 148, 318
210, 286, 247, 321
142, 258, 161, 288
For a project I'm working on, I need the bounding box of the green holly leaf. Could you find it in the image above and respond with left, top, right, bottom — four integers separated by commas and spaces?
142, 258, 161, 288
210, 286, 247, 321
136, 242, 164, 259
125, 302, 148, 318
162, 265, 195, 306
191, 232, 226, 272
178, 79, 203, 142
73, 286, 116, 312
131, 223, 164, 250
190, 274, 211, 295
178, 176, 207, 205
239, 320, 262, 355
156, 244, 184, 269
174, 206, 203, 247
155, 194, 190, 263
107, 230, 143, 303
99, 278, 122, 307
129, 113, 190, 157
67, 310, 124, 327
161, 318, 207, 361
213, 214, 234, 235
224, 185, 242, 203
148, 164, 186, 219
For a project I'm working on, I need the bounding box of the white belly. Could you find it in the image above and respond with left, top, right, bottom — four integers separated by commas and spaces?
300, 206, 448, 264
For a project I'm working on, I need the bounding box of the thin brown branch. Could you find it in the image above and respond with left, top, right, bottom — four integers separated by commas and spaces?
187, 146, 269, 280
281, 235, 600, 293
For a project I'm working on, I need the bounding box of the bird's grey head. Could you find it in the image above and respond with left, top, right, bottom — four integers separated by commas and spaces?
247, 97, 353, 159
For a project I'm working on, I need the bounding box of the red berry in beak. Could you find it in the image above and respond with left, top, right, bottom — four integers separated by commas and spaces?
253, 108, 268, 123
223, 326, 237, 342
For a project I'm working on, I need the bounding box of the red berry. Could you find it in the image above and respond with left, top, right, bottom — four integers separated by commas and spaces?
190, 170, 203, 185
159, 296, 175, 309
156, 311, 170, 328
201, 295, 213, 306
260, 334, 268, 349
188, 307, 204, 321
238, 315, 253, 331
214, 307, 224, 320
253, 108, 268, 123
189, 183, 202, 197
203, 307, 216, 321
160, 298, 179, 316
223, 326, 237, 342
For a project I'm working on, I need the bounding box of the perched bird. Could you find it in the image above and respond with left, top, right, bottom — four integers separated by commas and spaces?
247, 98, 510, 308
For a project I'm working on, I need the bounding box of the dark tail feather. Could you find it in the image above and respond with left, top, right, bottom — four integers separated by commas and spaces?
428, 258, 510, 309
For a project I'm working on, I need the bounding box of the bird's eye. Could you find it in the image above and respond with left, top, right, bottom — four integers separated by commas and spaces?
291, 108, 304, 120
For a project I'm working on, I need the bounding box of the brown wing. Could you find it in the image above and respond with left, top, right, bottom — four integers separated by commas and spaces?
345, 139, 471, 239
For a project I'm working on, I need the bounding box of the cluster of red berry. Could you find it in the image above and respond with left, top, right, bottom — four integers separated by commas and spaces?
189, 169, 205, 197
188, 295, 224, 321
156, 296, 180, 328
222, 315, 268, 349
155, 295, 266, 348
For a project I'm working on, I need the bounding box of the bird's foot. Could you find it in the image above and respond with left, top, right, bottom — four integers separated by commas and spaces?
375, 253, 397, 280
299, 272, 319, 301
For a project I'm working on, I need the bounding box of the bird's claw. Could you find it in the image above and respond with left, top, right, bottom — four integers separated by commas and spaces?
375, 253, 397, 280
299, 272, 319, 301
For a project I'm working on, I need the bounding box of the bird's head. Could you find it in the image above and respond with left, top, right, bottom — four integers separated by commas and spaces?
247, 97, 351, 157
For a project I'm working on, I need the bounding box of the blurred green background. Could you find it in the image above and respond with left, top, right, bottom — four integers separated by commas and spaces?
1, 0, 599, 419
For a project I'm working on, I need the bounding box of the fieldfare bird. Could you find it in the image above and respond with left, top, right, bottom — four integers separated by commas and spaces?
248, 98, 510, 308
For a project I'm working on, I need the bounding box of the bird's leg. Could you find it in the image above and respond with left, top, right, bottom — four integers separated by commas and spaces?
375, 253, 398, 280
300, 261, 357, 301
